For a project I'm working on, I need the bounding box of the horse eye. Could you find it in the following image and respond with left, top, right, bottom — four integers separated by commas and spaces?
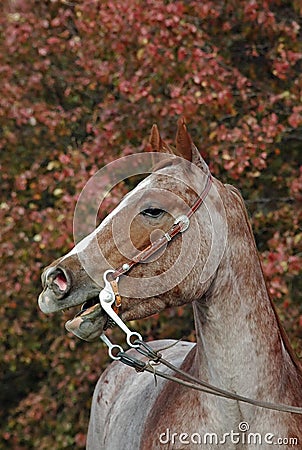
141, 208, 165, 218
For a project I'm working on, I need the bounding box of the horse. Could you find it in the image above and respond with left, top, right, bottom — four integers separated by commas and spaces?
38, 119, 302, 449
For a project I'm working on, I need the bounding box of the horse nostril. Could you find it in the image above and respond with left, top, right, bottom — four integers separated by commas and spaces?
46, 267, 71, 298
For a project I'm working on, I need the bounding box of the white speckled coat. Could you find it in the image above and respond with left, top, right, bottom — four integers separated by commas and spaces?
39, 120, 302, 450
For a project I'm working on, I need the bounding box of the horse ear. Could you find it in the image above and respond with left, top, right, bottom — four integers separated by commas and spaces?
149, 124, 173, 154
175, 117, 208, 171
149, 124, 162, 151
175, 117, 194, 161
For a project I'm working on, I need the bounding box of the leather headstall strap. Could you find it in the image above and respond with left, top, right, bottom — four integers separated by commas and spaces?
109, 279, 122, 314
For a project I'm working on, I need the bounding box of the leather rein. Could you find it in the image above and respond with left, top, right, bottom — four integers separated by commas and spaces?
98, 172, 302, 415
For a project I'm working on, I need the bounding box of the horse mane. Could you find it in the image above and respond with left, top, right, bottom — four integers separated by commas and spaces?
226, 183, 302, 372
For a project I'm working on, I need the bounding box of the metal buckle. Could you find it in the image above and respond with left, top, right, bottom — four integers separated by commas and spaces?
174, 215, 190, 232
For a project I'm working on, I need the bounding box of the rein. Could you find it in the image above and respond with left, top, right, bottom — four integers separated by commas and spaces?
121, 340, 302, 415
98, 171, 302, 416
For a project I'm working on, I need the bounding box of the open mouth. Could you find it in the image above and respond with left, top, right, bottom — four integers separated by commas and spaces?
75, 295, 101, 317
64, 294, 110, 342
39, 269, 111, 341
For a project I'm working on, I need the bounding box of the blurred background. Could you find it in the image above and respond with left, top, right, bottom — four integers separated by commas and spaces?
1, 0, 301, 448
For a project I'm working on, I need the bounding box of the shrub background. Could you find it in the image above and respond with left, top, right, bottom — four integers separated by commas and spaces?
1, 0, 301, 448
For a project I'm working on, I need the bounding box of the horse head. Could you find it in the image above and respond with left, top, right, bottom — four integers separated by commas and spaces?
38, 119, 227, 341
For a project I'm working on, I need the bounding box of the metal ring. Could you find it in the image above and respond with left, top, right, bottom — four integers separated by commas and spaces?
108, 344, 124, 360
126, 331, 143, 348
103, 269, 119, 283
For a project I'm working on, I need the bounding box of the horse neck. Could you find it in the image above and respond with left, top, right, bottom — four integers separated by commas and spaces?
192, 185, 299, 406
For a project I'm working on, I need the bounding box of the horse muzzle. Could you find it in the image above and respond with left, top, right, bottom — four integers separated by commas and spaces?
38, 264, 108, 341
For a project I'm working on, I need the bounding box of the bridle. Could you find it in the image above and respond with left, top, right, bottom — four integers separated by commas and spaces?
103, 170, 212, 318
98, 171, 302, 416
109, 171, 213, 281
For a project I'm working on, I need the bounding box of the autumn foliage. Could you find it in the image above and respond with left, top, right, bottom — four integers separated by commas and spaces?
1, 0, 301, 448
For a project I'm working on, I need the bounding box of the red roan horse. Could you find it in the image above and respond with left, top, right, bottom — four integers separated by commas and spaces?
39, 120, 302, 449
